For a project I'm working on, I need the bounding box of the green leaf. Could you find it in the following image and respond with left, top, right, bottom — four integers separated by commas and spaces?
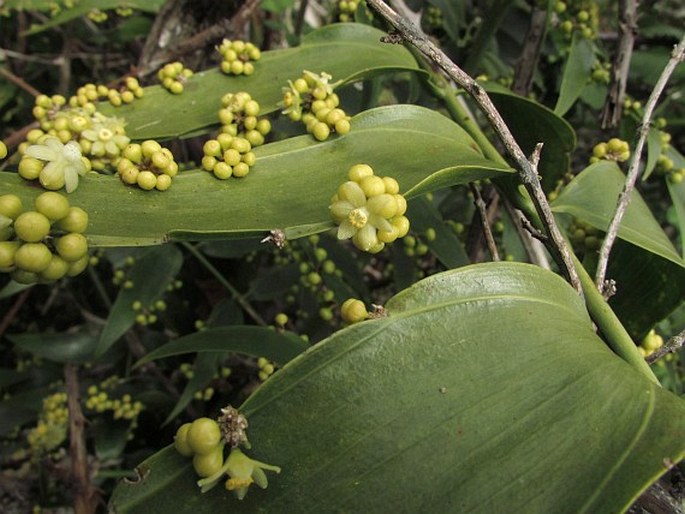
606, 239, 685, 339
8, 327, 99, 364
667, 175, 685, 260
0, 368, 30, 389
642, 126, 664, 181
97, 245, 183, 355
0, 105, 512, 247
98, 24, 419, 141
551, 160, 684, 267
22, 0, 164, 35
134, 326, 309, 368
485, 85, 576, 191
406, 196, 469, 268
0, 280, 31, 299
109, 263, 685, 513
554, 34, 594, 116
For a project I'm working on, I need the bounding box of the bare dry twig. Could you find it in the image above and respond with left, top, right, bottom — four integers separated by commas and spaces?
64, 364, 99, 514
367, 0, 581, 292
646, 329, 685, 364
595, 35, 685, 292
470, 183, 500, 262
601, 0, 637, 129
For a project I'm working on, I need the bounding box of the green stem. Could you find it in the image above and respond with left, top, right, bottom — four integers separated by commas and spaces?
181, 242, 266, 326
572, 253, 659, 384
420, 64, 659, 384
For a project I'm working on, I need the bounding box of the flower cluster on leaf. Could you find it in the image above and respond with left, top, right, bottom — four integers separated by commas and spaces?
21, 136, 89, 193
330, 164, 410, 253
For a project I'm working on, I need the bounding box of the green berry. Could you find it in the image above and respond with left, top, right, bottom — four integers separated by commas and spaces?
56, 206, 89, 233
14, 211, 51, 242
14, 242, 52, 272
18, 157, 44, 180
341, 298, 368, 323
35, 192, 70, 221
39, 254, 69, 281
0, 141, 7, 159
0, 241, 20, 269
187, 417, 222, 455
55, 233, 88, 262
193, 445, 224, 478
66, 254, 89, 277
137, 171, 157, 190
0, 194, 24, 220
174, 423, 194, 457
275, 313, 288, 326
312, 122, 330, 141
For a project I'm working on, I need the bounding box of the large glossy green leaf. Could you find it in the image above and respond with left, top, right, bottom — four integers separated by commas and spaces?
554, 34, 594, 116
485, 85, 576, 192
109, 263, 685, 514
551, 160, 684, 267
97, 24, 419, 140
0, 105, 513, 247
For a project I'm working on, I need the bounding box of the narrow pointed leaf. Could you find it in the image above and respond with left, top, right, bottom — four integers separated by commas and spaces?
551, 160, 684, 267
109, 263, 685, 514
0, 105, 512, 247
134, 326, 309, 368
97, 245, 183, 355
98, 24, 419, 140
554, 34, 594, 116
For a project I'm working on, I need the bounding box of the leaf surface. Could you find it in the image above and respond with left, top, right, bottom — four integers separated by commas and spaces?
0, 105, 512, 247
109, 263, 685, 514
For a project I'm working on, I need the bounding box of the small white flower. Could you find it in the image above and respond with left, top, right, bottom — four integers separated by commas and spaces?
25, 136, 87, 193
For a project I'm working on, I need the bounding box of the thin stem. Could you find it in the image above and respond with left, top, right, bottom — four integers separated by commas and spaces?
0, 66, 41, 97
595, 35, 685, 291
367, 0, 581, 293
469, 183, 500, 261
182, 242, 266, 326
600, 0, 637, 129
64, 364, 98, 514
0, 288, 31, 339
512, 3, 549, 96
647, 329, 685, 365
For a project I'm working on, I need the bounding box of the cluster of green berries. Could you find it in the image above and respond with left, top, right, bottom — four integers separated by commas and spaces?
423, 5, 444, 29
158, 62, 194, 94
71, 78, 143, 108
116, 140, 179, 191
257, 357, 275, 382
281, 70, 351, 141
337, 0, 361, 22
217, 39, 261, 76
217, 91, 271, 146
201, 133, 255, 180
174, 407, 281, 499
330, 164, 410, 253
568, 218, 602, 254
132, 298, 167, 326
340, 298, 369, 324
591, 61, 610, 84
28, 94, 133, 173
87, 8, 108, 22
403, 233, 431, 258
84, 385, 143, 422
554, 0, 599, 39
638, 329, 663, 358
650, 124, 683, 183
26, 392, 69, 454
0, 192, 90, 284
46, 0, 77, 17
590, 138, 630, 164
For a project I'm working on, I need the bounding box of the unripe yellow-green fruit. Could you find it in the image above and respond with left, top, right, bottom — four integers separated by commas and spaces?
174, 423, 194, 457
359, 175, 385, 197
0, 194, 23, 220
14, 242, 52, 272
40, 254, 69, 281
0, 141, 7, 159
56, 207, 89, 233
18, 157, 44, 180
66, 254, 89, 277
141, 140, 162, 159
193, 445, 224, 477
187, 417, 222, 455
137, 171, 157, 190
35, 192, 70, 221
341, 298, 368, 323
14, 211, 51, 242
55, 233, 88, 262
0, 241, 20, 269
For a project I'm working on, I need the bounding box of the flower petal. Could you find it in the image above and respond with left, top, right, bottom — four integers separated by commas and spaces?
337, 181, 366, 208
337, 220, 357, 240
329, 200, 353, 222
25, 145, 58, 162
64, 167, 79, 193
369, 213, 392, 233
